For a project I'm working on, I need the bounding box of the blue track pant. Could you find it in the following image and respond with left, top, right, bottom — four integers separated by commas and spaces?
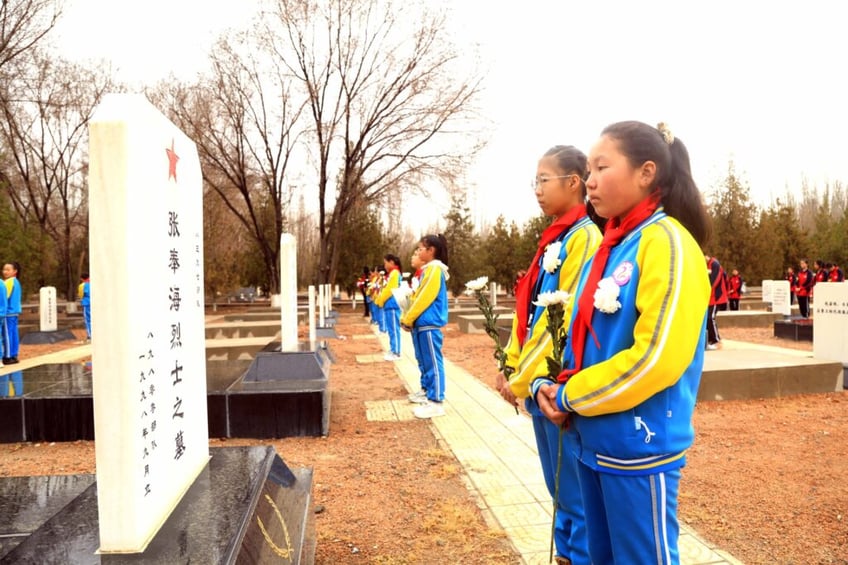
576, 462, 681, 564
2, 316, 18, 358
384, 307, 400, 355
415, 327, 444, 402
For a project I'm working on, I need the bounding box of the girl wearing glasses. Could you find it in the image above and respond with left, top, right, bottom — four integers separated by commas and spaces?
500, 145, 602, 565
540, 122, 711, 564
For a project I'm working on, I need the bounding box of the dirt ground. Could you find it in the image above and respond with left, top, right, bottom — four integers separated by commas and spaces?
2, 315, 847, 564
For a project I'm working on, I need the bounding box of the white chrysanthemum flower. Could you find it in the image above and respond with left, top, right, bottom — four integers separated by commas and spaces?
542, 241, 563, 273
464, 276, 489, 291
533, 289, 571, 308
594, 277, 622, 314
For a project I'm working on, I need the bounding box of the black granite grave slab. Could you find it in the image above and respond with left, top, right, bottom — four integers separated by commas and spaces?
0, 358, 329, 442
0, 474, 96, 559
774, 319, 814, 341
20, 329, 76, 345
0, 446, 315, 564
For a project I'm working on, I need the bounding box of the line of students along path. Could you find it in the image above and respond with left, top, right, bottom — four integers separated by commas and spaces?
361, 326, 745, 565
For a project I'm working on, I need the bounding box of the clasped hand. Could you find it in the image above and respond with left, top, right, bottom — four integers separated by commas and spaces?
536, 382, 568, 426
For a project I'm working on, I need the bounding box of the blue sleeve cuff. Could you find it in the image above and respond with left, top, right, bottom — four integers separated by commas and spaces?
555, 386, 574, 412
530, 377, 552, 399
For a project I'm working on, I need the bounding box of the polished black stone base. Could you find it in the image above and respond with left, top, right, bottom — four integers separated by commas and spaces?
0, 357, 331, 443
773, 319, 814, 341
0, 446, 315, 564
20, 329, 77, 345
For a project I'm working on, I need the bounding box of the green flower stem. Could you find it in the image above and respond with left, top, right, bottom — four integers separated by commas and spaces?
472, 289, 518, 414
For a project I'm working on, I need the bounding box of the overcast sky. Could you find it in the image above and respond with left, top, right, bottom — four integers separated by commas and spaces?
55, 0, 848, 229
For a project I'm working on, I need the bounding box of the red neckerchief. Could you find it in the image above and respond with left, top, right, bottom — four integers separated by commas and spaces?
514, 205, 587, 348
558, 193, 660, 383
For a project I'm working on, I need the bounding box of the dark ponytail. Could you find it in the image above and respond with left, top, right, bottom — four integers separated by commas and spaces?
421, 234, 449, 266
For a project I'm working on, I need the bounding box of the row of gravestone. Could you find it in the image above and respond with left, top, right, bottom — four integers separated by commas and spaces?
0, 95, 318, 563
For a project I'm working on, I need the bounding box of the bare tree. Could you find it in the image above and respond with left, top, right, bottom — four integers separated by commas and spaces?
268, 0, 484, 284
0, 51, 110, 298
0, 0, 61, 73
156, 31, 306, 293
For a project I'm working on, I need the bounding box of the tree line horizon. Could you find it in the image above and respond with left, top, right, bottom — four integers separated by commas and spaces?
1, 1, 845, 303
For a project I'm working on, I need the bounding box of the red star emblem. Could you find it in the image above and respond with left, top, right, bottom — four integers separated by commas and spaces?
166, 139, 179, 182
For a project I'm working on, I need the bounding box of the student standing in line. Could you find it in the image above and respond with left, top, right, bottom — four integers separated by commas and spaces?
829, 262, 844, 282
498, 145, 601, 565
376, 254, 403, 361
2, 262, 21, 364
356, 266, 371, 318
795, 259, 814, 318
401, 234, 449, 419
407, 247, 429, 403
726, 268, 744, 311
78, 273, 92, 341
705, 255, 728, 349
786, 266, 798, 305
538, 121, 711, 565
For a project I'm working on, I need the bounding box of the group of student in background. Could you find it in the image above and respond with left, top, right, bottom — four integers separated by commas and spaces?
355, 235, 450, 420
786, 259, 844, 318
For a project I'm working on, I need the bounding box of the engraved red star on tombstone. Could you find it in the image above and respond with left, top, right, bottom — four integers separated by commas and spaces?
166, 139, 179, 182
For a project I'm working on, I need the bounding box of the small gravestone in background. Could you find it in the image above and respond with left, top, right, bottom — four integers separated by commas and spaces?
39, 287, 57, 332
19, 287, 75, 345
770, 280, 791, 316
761, 280, 774, 308
813, 282, 848, 389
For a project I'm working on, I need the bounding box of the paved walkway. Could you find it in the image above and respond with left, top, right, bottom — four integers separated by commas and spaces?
366, 328, 743, 565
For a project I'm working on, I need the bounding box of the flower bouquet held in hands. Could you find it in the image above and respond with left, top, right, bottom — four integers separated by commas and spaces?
532, 290, 571, 383
464, 276, 509, 374
465, 276, 518, 414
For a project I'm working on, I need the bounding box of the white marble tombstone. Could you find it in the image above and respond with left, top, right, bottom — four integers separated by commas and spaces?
88, 93, 209, 553
279, 233, 298, 352
762, 280, 775, 304
771, 280, 791, 316
39, 286, 58, 332
308, 285, 317, 345
813, 282, 848, 368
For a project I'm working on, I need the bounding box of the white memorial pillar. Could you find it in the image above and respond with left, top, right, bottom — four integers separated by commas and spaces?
279, 234, 298, 352
317, 285, 325, 327
39, 286, 58, 332
308, 285, 317, 345
490, 282, 498, 308
334, 284, 340, 299
89, 94, 209, 553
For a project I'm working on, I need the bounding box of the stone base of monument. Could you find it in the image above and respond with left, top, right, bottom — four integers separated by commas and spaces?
0, 446, 315, 564
212, 342, 331, 438
773, 318, 814, 341
19, 329, 77, 345
316, 325, 338, 339
0, 358, 330, 443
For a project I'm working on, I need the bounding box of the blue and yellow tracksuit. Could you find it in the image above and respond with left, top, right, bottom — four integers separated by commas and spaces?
401, 261, 448, 402
375, 268, 402, 356
78, 279, 91, 339
503, 215, 600, 565
3, 277, 21, 359
543, 210, 709, 565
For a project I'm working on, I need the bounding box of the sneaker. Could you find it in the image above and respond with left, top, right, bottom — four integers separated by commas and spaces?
6, 357, 18, 364
414, 402, 445, 419
407, 390, 427, 402
706, 343, 718, 351
408, 393, 429, 404
383, 353, 398, 361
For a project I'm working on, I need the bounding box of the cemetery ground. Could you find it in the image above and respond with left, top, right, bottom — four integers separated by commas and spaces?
1, 314, 847, 563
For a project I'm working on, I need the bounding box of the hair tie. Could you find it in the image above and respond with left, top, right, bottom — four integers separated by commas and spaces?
657, 122, 674, 145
